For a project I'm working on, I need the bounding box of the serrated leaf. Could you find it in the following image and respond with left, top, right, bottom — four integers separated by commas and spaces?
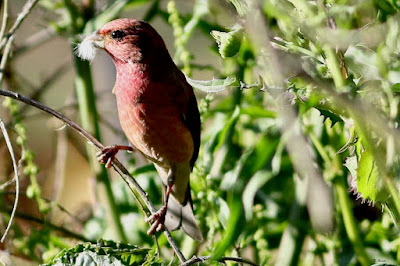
356, 149, 387, 203
185, 76, 236, 93
318, 109, 343, 127
43, 240, 158, 266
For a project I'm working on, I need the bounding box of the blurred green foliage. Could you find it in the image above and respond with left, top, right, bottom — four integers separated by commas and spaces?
1, 0, 400, 265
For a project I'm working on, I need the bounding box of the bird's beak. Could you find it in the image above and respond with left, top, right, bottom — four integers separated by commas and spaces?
86, 32, 105, 49
75, 31, 105, 61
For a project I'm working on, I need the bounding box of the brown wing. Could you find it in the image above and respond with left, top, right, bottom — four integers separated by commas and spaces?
172, 69, 201, 170
182, 94, 200, 170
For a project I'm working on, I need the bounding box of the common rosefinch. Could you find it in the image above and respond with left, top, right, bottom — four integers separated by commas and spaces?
76, 18, 203, 241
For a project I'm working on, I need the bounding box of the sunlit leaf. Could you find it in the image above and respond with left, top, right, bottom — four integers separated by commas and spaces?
186, 76, 236, 93
356, 149, 388, 203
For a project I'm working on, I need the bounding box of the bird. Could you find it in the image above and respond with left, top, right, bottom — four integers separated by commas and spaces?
76, 18, 203, 241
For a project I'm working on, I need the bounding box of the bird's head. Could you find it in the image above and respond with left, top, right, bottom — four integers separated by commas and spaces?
76, 18, 168, 64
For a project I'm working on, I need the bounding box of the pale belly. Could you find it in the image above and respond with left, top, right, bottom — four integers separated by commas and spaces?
116, 101, 194, 166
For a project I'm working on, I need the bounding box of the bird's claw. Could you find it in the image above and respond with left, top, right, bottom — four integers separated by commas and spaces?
97, 146, 119, 168
146, 205, 167, 235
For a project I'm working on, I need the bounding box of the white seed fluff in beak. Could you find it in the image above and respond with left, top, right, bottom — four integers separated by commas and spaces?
75, 32, 105, 61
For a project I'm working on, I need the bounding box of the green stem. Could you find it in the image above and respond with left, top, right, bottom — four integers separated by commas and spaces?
73, 56, 127, 243
324, 36, 369, 265
385, 177, 400, 222
324, 47, 345, 89
335, 176, 370, 266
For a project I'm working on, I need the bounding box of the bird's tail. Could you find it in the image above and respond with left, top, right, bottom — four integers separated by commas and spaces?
164, 187, 203, 241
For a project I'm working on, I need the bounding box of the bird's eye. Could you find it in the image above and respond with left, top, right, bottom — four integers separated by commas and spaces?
111, 30, 126, 40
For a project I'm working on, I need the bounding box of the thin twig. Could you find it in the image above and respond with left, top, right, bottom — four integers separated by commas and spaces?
0, 119, 19, 243
0, 191, 86, 226
0, 208, 92, 242
181, 255, 259, 266
0, 178, 15, 190
0, 88, 187, 262
0, 0, 40, 50
0, 34, 14, 83
0, 0, 9, 42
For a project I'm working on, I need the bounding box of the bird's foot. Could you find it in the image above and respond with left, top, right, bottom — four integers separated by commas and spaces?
97, 145, 120, 168
146, 205, 168, 235
97, 145, 134, 168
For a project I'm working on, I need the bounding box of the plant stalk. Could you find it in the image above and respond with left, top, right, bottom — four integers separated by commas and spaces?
335, 176, 370, 266
73, 56, 127, 243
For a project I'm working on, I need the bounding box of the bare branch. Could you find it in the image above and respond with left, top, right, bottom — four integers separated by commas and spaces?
0, 0, 9, 42
0, 119, 19, 243
0, 34, 14, 83
0, 190, 87, 226
0, 0, 40, 50
181, 256, 258, 266
0, 207, 92, 242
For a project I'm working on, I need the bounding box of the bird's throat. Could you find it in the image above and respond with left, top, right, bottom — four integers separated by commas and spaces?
113, 60, 149, 97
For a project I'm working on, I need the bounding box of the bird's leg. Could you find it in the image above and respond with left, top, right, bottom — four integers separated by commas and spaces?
96, 145, 134, 168
146, 171, 175, 235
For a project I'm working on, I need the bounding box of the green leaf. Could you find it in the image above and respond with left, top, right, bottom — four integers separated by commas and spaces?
220, 145, 254, 190
317, 109, 343, 127
185, 76, 236, 93
211, 24, 242, 58
242, 171, 274, 220
344, 156, 357, 180
217, 197, 230, 229
215, 106, 240, 151
240, 106, 276, 118
131, 164, 156, 175
43, 240, 159, 266
212, 193, 243, 260
356, 149, 388, 203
